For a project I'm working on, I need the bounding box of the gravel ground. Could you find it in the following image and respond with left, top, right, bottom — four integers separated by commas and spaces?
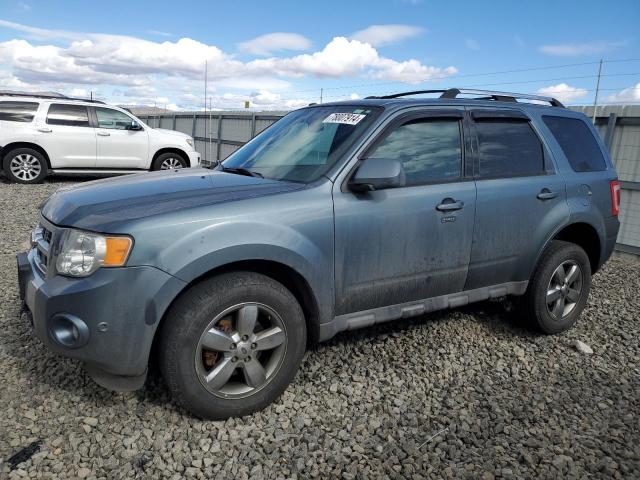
0, 178, 639, 480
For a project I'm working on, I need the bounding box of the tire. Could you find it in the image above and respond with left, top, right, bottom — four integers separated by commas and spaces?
519, 240, 592, 334
151, 152, 188, 171
2, 148, 48, 184
159, 271, 307, 419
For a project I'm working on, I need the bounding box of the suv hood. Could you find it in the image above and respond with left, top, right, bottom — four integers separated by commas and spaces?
150, 128, 191, 139
41, 170, 302, 231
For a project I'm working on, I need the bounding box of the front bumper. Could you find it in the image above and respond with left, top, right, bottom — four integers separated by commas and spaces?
17, 249, 186, 389
187, 150, 201, 168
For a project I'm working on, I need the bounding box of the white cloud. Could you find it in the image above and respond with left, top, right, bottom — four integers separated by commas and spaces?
147, 30, 172, 37
238, 32, 312, 56
539, 41, 625, 56
605, 83, 640, 103
465, 39, 480, 50
0, 20, 457, 109
249, 37, 456, 84
536, 83, 588, 103
17, 2, 31, 11
350, 24, 423, 47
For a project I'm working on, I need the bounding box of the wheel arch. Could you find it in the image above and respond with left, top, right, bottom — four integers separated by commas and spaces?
150, 259, 321, 368
152, 147, 190, 168
1, 142, 52, 169
552, 222, 601, 273
532, 221, 602, 276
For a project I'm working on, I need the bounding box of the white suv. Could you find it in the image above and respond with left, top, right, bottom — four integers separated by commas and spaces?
0, 93, 201, 184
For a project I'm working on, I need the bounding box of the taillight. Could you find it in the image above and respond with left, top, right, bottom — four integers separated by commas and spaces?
610, 180, 621, 216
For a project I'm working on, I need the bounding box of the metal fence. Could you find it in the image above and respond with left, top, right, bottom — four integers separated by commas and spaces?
144, 105, 640, 258
138, 111, 286, 166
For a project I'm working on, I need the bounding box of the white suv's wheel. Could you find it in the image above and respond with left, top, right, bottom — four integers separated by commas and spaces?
2, 148, 48, 184
152, 152, 188, 171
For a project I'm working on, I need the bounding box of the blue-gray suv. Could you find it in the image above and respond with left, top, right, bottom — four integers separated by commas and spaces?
17, 89, 621, 419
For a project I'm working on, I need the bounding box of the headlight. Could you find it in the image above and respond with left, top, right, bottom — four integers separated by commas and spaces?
186, 137, 195, 149
56, 229, 133, 277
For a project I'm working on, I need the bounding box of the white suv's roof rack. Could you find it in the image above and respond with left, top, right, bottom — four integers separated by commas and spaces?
0, 90, 105, 104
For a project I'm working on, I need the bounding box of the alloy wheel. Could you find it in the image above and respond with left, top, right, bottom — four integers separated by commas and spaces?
10, 154, 41, 181
546, 260, 583, 320
194, 303, 287, 398
160, 157, 183, 170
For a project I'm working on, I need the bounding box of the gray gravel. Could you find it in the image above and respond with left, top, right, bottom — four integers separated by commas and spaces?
1, 178, 639, 479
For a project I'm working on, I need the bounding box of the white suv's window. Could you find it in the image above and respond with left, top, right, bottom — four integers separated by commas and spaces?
46, 104, 90, 127
0, 101, 39, 123
95, 107, 135, 130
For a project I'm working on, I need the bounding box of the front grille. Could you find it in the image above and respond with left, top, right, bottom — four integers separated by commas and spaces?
32, 224, 52, 275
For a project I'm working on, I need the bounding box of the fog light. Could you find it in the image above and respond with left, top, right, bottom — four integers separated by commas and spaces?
49, 314, 90, 349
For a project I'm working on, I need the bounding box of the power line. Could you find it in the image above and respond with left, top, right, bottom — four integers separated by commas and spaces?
279, 57, 640, 96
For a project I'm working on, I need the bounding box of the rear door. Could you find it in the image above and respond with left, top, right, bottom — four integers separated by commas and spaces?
333, 108, 477, 315
465, 108, 569, 289
35, 103, 96, 168
93, 107, 149, 169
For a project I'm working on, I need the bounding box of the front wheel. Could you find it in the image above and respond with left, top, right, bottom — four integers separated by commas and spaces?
151, 152, 188, 170
519, 240, 592, 334
159, 272, 306, 419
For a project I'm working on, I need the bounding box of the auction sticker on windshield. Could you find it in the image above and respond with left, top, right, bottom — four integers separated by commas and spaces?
322, 112, 367, 125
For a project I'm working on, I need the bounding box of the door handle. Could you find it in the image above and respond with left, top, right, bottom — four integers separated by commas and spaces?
436, 198, 464, 212
537, 189, 558, 200
37, 127, 52, 133
97, 131, 111, 136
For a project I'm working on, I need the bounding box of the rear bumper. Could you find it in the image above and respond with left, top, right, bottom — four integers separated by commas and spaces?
600, 216, 620, 270
17, 249, 186, 388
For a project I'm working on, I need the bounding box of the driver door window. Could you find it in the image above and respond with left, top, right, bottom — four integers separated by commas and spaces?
95, 108, 136, 130
368, 119, 463, 185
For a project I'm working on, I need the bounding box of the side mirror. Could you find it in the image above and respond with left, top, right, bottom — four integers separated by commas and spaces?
127, 121, 142, 131
349, 158, 406, 192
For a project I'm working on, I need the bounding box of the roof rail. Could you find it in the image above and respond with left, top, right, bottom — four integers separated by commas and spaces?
0, 90, 106, 104
366, 88, 565, 108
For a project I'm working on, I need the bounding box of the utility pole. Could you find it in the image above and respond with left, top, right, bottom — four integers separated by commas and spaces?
320, 88, 323, 104
209, 96, 213, 165
204, 60, 208, 163
592, 58, 603, 122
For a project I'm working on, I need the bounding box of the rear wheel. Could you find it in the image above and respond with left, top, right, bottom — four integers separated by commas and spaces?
519, 240, 592, 334
159, 272, 306, 419
2, 148, 48, 184
151, 152, 187, 171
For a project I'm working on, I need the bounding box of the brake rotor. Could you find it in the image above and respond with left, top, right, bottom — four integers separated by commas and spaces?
202, 316, 233, 369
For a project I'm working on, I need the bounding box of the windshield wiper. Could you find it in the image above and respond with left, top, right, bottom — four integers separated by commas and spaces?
221, 166, 263, 178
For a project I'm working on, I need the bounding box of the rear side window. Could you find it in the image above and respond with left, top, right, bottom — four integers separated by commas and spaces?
542, 116, 606, 172
46, 104, 90, 127
0, 101, 39, 122
368, 119, 462, 185
475, 120, 544, 177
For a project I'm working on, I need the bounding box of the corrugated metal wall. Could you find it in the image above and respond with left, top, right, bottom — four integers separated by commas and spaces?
145, 105, 640, 257
139, 111, 285, 166
570, 106, 640, 256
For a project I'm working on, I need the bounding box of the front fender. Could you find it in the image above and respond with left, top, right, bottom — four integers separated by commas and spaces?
151, 220, 334, 324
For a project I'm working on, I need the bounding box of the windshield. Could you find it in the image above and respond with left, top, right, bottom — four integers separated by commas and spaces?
221, 105, 380, 183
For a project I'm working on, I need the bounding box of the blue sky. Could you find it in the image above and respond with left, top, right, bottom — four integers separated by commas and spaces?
1, 0, 639, 110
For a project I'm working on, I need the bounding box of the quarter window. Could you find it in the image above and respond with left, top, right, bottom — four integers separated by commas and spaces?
96, 107, 136, 130
46, 104, 90, 127
542, 116, 606, 172
475, 120, 544, 177
0, 101, 39, 123
368, 119, 462, 185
